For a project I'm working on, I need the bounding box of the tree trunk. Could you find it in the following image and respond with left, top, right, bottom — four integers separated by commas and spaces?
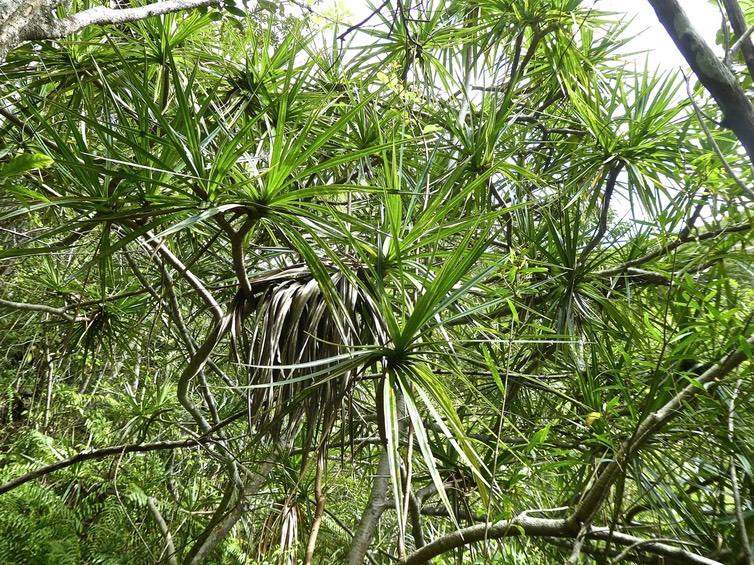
647, 0, 754, 165
346, 449, 391, 565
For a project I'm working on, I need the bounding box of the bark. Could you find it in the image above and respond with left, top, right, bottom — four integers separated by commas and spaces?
406, 489, 425, 551
570, 331, 754, 528
0, 0, 220, 62
0, 411, 243, 496
176, 314, 232, 434
594, 221, 754, 277
400, 515, 722, 565
401, 331, 754, 565
578, 162, 622, 263
183, 460, 273, 565
346, 449, 392, 565
303, 454, 327, 565
647, 0, 754, 166
147, 497, 179, 565
721, 0, 754, 80
0, 438, 203, 496
0, 297, 87, 321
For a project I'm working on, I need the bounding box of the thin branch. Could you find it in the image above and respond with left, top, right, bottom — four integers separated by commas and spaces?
726, 381, 752, 565
182, 474, 239, 563
594, 221, 754, 277
159, 261, 196, 357
147, 497, 178, 565
545, 536, 644, 564
336, 0, 390, 41
595, 267, 671, 286
0, 297, 86, 321
304, 454, 327, 565
569, 330, 754, 528
684, 74, 754, 200
124, 247, 236, 390
184, 460, 274, 565
0, 438, 203, 496
0, 410, 246, 497
727, 22, 754, 65
177, 312, 233, 433
679, 195, 709, 239
608, 537, 708, 564
721, 0, 754, 80
564, 524, 587, 565
0, 106, 61, 154
126, 241, 225, 430
579, 162, 622, 264
126, 225, 223, 325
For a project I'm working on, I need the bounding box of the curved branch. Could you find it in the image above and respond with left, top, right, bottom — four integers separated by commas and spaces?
336, 0, 389, 41
0, 106, 61, 153
184, 460, 273, 565
215, 214, 256, 300
147, 497, 178, 565
124, 246, 236, 390
0, 410, 244, 496
133, 226, 223, 324
0, 438, 202, 496
401, 515, 722, 565
0, 297, 86, 321
685, 74, 754, 200
402, 332, 754, 565
579, 162, 622, 264
177, 313, 233, 433
721, 0, 754, 81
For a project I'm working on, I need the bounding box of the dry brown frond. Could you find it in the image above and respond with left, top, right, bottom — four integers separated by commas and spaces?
235, 266, 384, 447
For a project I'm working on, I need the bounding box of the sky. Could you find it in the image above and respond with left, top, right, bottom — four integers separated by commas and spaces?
322, 0, 724, 74
598, 0, 722, 71
311, 0, 728, 225
311, 0, 726, 220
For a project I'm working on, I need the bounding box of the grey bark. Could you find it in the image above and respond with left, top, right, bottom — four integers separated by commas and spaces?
400, 331, 754, 565
401, 516, 723, 565
183, 461, 273, 565
647, 0, 754, 166
721, 0, 754, 80
147, 497, 179, 565
570, 331, 754, 528
346, 449, 392, 565
0, 0, 220, 62
0, 438, 204, 495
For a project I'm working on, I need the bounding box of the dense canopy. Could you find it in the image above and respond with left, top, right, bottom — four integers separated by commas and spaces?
1, 0, 754, 563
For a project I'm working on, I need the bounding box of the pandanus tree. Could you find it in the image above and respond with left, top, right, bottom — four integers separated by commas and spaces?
1, 0, 754, 563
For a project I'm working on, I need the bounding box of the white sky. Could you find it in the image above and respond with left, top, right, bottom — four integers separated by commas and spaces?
315, 0, 727, 222
324, 0, 723, 74
598, 0, 722, 71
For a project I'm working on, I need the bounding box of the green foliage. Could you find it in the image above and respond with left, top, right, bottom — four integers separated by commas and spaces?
0, 153, 54, 180
0, 0, 753, 563
0, 482, 81, 565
